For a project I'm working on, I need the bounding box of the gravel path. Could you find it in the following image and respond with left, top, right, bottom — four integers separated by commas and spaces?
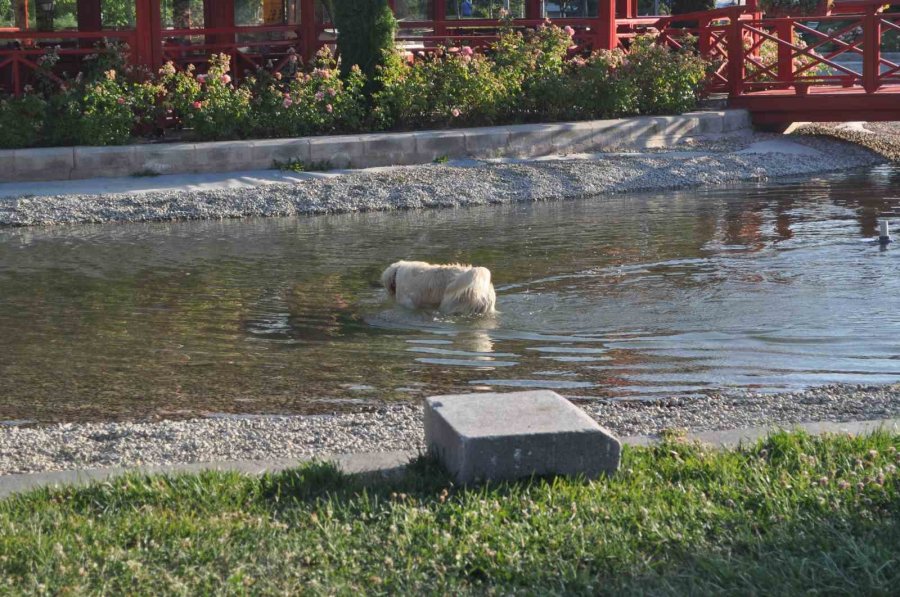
0, 133, 883, 227
2, 383, 899, 475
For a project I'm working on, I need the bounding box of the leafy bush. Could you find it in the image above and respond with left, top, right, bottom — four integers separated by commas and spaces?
670, 0, 715, 14
329, 0, 397, 90
0, 95, 45, 149
618, 36, 708, 115
43, 70, 134, 146
182, 54, 253, 140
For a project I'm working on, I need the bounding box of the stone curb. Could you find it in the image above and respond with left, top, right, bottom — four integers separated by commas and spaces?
1, 416, 896, 499
0, 111, 752, 184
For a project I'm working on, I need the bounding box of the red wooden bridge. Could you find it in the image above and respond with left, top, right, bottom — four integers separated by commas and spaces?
2, 0, 899, 124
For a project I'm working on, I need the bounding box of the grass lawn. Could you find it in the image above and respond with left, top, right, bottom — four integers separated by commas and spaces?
1, 431, 899, 595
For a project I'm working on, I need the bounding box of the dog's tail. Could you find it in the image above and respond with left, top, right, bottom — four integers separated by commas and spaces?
439, 267, 496, 316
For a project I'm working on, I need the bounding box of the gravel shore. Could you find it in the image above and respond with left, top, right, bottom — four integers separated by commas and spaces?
0, 133, 883, 227
2, 383, 899, 476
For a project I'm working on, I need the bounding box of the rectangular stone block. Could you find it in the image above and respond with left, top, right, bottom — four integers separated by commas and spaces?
308, 134, 367, 169
463, 126, 510, 158
688, 111, 725, 135
723, 109, 752, 133
425, 390, 621, 484
194, 141, 253, 173
413, 131, 467, 162
72, 145, 138, 179
551, 121, 597, 154
506, 123, 557, 158
133, 143, 198, 176
13, 147, 74, 181
251, 138, 311, 169
358, 132, 419, 167
653, 115, 703, 137
0, 150, 14, 182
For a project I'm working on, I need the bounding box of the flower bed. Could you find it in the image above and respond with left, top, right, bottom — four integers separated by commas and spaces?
0, 24, 710, 150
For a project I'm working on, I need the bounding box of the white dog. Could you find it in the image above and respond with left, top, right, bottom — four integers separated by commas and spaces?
380, 260, 496, 316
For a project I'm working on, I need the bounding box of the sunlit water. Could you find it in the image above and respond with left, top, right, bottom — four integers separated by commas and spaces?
1, 166, 899, 423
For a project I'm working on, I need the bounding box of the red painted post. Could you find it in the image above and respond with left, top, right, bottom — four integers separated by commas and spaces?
863, 7, 881, 93
776, 19, 793, 88
698, 16, 711, 56
134, 0, 157, 69
615, 0, 633, 19
525, 0, 542, 19
77, 0, 102, 48
596, 0, 617, 50
148, 0, 162, 68
300, 0, 318, 62
434, 0, 447, 38
14, 0, 28, 31
727, 14, 744, 97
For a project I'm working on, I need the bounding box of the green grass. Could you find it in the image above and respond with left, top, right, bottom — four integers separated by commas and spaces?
1, 431, 899, 594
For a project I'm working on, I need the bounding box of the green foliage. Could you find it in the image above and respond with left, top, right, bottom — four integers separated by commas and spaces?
182, 54, 253, 140
330, 0, 397, 88
759, 0, 824, 16
618, 35, 708, 115
670, 0, 715, 14
43, 71, 134, 146
0, 95, 45, 149
0, 432, 898, 593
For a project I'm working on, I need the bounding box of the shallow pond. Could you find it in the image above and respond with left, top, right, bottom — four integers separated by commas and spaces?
2, 166, 899, 423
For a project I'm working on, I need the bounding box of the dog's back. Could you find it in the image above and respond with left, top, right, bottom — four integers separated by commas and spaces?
381, 260, 495, 316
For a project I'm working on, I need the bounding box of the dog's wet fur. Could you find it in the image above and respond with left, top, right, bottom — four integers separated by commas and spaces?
380, 260, 496, 316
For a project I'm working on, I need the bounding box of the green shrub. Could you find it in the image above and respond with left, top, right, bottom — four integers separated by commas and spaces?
670, 0, 715, 14
0, 95, 45, 149
329, 0, 397, 91
182, 54, 253, 141
43, 71, 134, 146
618, 36, 708, 115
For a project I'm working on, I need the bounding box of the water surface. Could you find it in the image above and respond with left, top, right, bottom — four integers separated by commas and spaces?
1, 166, 899, 423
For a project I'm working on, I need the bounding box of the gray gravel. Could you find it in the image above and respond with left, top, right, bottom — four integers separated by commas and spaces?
2, 383, 899, 476
0, 134, 882, 227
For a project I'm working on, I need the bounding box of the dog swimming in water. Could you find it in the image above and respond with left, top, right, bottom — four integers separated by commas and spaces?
380, 260, 496, 316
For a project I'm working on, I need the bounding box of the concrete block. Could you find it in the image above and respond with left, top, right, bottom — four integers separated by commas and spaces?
72, 145, 138, 179
358, 132, 419, 167
653, 115, 703, 137
722, 109, 752, 133
688, 111, 725, 135
308, 134, 367, 169
424, 390, 621, 484
506, 123, 557, 158
12, 147, 74, 181
194, 141, 253, 173
551, 121, 597, 154
133, 143, 198, 176
463, 126, 510, 158
0, 150, 14, 182
413, 130, 467, 162
251, 138, 311, 169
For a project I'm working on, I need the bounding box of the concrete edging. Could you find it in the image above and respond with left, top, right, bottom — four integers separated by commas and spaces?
1, 416, 896, 499
0, 110, 752, 183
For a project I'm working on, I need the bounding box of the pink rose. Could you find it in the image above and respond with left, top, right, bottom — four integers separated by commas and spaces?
283, 97, 293, 108
325, 103, 333, 113
221, 74, 231, 84
564, 26, 575, 37
117, 97, 126, 105
327, 87, 336, 97
315, 91, 325, 101
274, 72, 283, 81
197, 74, 207, 84
461, 46, 474, 57
192, 101, 202, 109
451, 108, 460, 118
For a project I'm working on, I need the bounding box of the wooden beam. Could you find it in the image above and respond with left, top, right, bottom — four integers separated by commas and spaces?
77, 0, 103, 31
596, 0, 616, 50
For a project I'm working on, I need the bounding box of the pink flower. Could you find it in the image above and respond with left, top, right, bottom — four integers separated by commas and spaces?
325, 103, 333, 113
451, 108, 460, 118
564, 26, 575, 37
117, 97, 126, 105
192, 101, 203, 109
461, 46, 474, 57
315, 91, 325, 101
221, 74, 231, 84
283, 97, 293, 108
327, 87, 336, 97
197, 74, 207, 84
274, 72, 283, 81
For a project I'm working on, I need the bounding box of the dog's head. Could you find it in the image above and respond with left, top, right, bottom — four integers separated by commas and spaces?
380, 262, 400, 297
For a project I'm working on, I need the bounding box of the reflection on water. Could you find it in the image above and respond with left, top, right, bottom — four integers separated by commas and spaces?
1, 166, 899, 423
